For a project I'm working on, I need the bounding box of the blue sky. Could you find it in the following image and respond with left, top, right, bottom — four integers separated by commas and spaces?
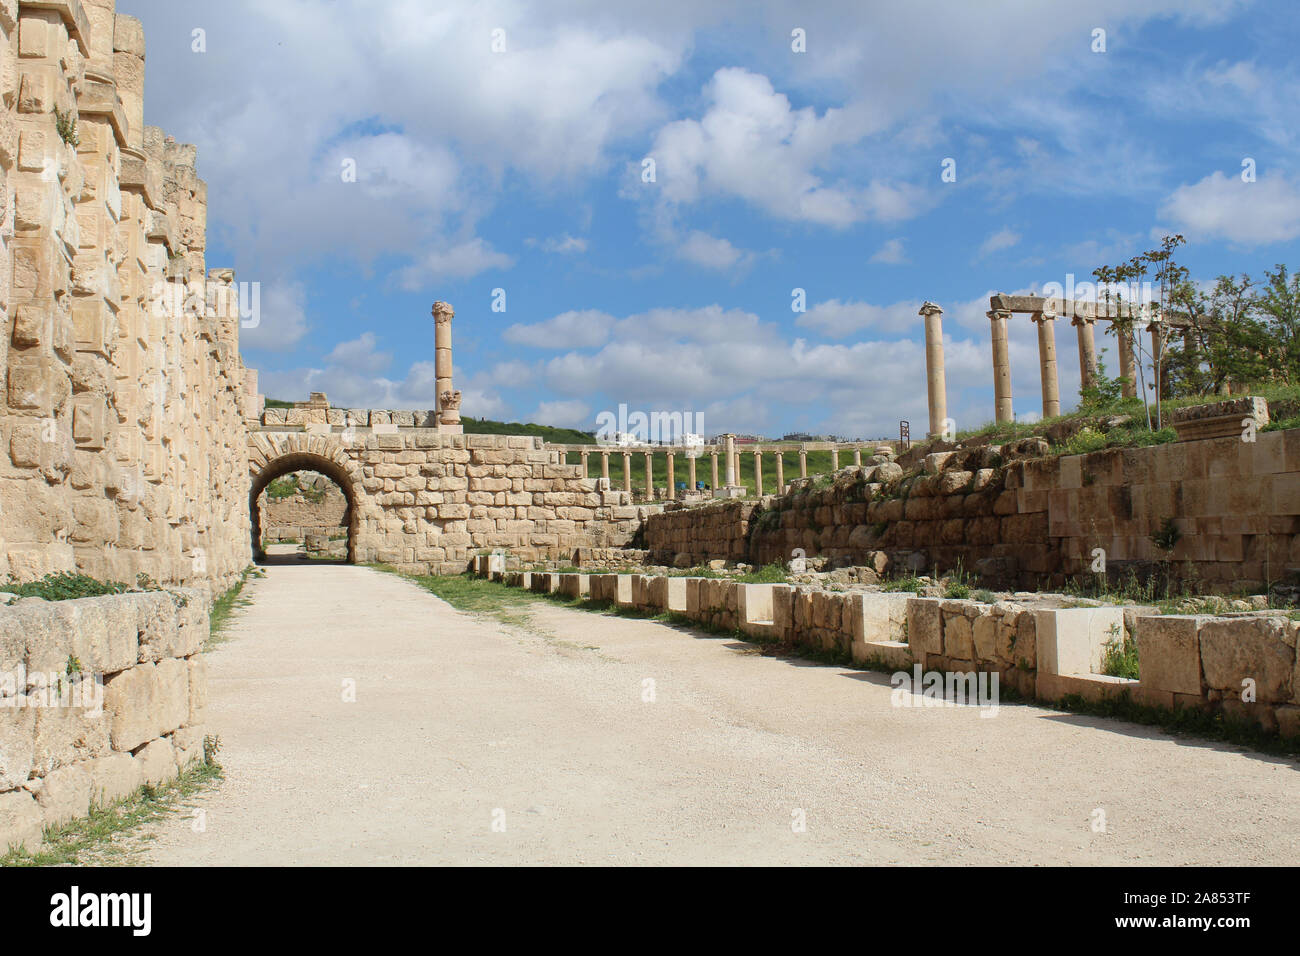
122, 0, 1300, 439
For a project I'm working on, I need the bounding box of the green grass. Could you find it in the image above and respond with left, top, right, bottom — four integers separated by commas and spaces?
1099, 624, 1140, 679
735, 563, 789, 584
374, 565, 541, 622
881, 574, 925, 594
1052, 691, 1300, 757
207, 567, 259, 648
1, 759, 224, 866
0, 572, 132, 601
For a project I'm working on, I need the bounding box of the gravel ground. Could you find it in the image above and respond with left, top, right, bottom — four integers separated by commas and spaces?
136, 562, 1300, 866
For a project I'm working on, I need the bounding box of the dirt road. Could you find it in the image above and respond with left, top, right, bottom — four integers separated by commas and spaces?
138, 562, 1300, 865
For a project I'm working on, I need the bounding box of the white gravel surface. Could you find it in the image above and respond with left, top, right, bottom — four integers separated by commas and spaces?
137, 562, 1300, 866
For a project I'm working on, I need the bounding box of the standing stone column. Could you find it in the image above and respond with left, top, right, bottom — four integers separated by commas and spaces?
853, 448, 862, 467
601, 451, 610, 483
724, 434, 736, 486
1073, 315, 1098, 391
753, 451, 763, 496
775, 453, 784, 493
580, 450, 589, 476
622, 451, 632, 494
830, 447, 839, 471
433, 302, 461, 427
710, 450, 719, 489
666, 452, 675, 501
799, 447, 808, 479
1033, 308, 1061, 419
644, 451, 654, 501
1116, 316, 1137, 399
687, 453, 697, 491
919, 302, 947, 437
987, 309, 1014, 423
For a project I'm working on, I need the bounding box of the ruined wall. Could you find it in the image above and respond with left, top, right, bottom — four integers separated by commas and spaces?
249, 427, 655, 573
0, 0, 250, 590
258, 481, 348, 542
0, 587, 209, 853
643, 424, 1300, 594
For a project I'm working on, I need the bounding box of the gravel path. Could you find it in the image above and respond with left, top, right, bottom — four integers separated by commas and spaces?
137, 562, 1300, 865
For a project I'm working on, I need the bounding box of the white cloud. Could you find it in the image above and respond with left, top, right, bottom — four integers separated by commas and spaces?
503, 310, 614, 349
869, 238, 908, 264
396, 239, 515, 289
978, 228, 1021, 257
324, 333, 391, 374
1159, 171, 1300, 243
239, 279, 310, 352
525, 234, 589, 254
647, 67, 925, 227
531, 400, 592, 429
797, 299, 920, 338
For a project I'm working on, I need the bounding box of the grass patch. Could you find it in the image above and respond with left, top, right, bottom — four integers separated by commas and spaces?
735, 563, 788, 584
206, 567, 259, 649
881, 574, 925, 594
1099, 623, 1140, 679
1, 757, 224, 867
0, 572, 132, 601
1051, 691, 1300, 757
374, 566, 541, 622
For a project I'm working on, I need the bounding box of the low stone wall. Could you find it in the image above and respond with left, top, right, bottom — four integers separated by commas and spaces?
478, 564, 1300, 740
259, 487, 348, 542
641, 420, 1300, 594
0, 590, 209, 853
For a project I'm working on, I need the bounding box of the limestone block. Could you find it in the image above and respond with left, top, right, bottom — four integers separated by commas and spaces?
34, 764, 91, 827
0, 788, 43, 853
1034, 607, 1126, 676
84, 752, 142, 806
30, 696, 111, 776
171, 725, 205, 769
906, 597, 942, 659
1199, 616, 1294, 703
1136, 616, 1207, 696
133, 737, 175, 786
186, 654, 206, 726
737, 584, 774, 625
0, 707, 37, 790
102, 662, 155, 751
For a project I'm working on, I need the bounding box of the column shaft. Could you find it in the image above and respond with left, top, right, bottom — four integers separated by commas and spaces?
919, 302, 947, 437
1034, 311, 1061, 418
988, 309, 1013, 423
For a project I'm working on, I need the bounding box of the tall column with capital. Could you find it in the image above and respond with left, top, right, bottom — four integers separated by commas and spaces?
1033, 308, 1061, 419
753, 451, 763, 496
644, 451, 654, 501
775, 453, 784, 493
622, 451, 632, 494
580, 450, 589, 476
666, 452, 675, 500
830, 447, 839, 471
1074, 314, 1098, 391
987, 309, 1013, 423
724, 434, 736, 487
433, 301, 462, 429
919, 302, 947, 437
687, 452, 697, 491
799, 447, 808, 479
601, 451, 610, 483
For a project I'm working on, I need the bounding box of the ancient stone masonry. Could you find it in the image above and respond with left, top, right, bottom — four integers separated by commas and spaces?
248, 401, 656, 573
643, 401, 1300, 594
0, 587, 210, 852
0, 0, 251, 590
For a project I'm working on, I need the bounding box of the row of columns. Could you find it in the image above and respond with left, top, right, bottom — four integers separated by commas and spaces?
920, 301, 1154, 431
577, 443, 872, 501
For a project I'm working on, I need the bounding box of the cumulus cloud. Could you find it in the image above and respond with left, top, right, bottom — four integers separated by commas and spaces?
977, 228, 1021, 258
869, 238, 908, 264
796, 299, 920, 338
503, 310, 614, 349
525, 234, 589, 254
396, 239, 515, 289
1159, 171, 1300, 243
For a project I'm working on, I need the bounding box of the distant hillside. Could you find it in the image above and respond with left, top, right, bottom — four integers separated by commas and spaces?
261, 401, 595, 443
461, 416, 596, 444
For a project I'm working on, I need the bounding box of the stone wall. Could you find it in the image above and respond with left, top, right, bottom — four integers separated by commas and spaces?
644, 421, 1300, 594
258, 481, 348, 542
0, 587, 209, 852
0, 0, 251, 591
482, 564, 1300, 740
248, 429, 657, 574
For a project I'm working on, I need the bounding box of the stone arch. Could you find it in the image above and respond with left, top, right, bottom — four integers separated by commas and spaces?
247, 433, 368, 564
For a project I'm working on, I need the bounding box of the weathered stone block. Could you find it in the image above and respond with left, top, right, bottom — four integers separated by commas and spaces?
1136, 616, 1206, 696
